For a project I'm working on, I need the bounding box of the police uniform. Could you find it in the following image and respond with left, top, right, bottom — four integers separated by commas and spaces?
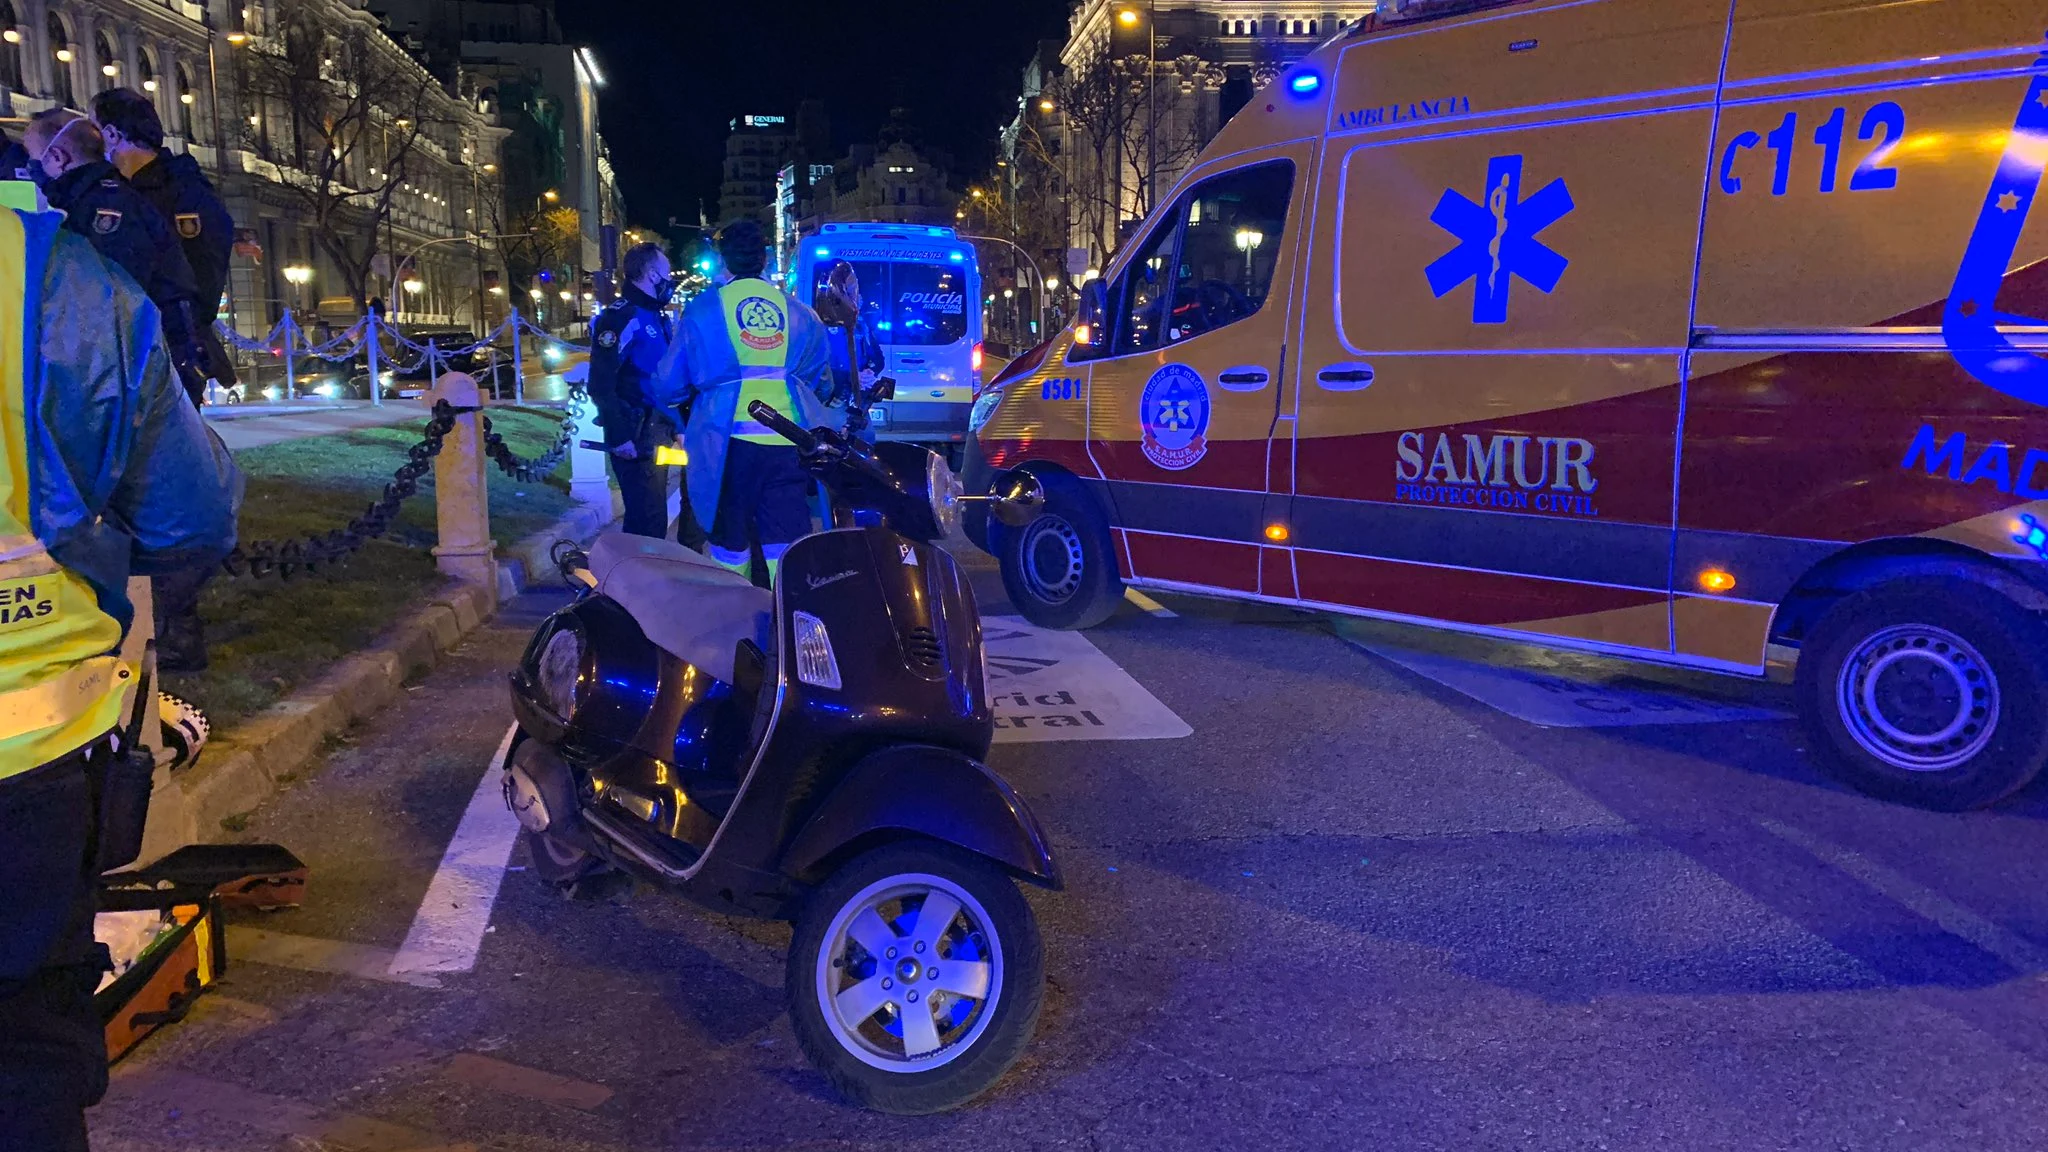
126, 149, 237, 396
0, 202, 240, 1151
588, 283, 706, 547
43, 160, 202, 378
652, 276, 838, 584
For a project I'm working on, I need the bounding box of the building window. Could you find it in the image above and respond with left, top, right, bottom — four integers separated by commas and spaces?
0, 2, 21, 92
94, 29, 116, 90
175, 62, 196, 140
46, 13, 73, 108
138, 48, 157, 107
1309, 20, 1318, 34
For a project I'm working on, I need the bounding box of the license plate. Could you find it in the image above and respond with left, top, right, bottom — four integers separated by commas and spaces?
868, 407, 891, 427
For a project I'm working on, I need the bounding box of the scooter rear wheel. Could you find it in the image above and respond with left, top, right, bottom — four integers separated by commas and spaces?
788, 841, 1045, 1114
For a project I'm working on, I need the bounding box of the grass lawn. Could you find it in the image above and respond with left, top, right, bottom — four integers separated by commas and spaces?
162, 407, 584, 730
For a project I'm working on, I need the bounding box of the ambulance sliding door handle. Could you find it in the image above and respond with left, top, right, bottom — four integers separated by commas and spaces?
1316, 363, 1376, 391
1216, 366, 1271, 392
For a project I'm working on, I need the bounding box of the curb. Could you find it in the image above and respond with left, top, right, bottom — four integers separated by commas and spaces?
137, 581, 493, 862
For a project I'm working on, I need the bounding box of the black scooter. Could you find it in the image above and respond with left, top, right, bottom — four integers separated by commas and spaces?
506, 397, 1057, 1114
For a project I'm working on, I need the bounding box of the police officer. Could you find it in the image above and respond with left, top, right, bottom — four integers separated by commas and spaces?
652, 219, 837, 585
23, 110, 204, 390
0, 185, 242, 1150
93, 87, 238, 406
587, 242, 706, 548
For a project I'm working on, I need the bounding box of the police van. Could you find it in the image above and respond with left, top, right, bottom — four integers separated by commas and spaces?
963, 0, 2048, 810
793, 223, 984, 447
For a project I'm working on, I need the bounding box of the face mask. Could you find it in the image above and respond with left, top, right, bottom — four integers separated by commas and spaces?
652, 279, 678, 306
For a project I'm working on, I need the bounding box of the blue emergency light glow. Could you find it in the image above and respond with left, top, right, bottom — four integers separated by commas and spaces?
2017, 514, 2048, 559
949, 252, 965, 262
814, 246, 829, 257
1289, 72, 1322, 96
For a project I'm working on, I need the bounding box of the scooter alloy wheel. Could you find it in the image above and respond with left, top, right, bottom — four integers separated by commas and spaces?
788, 842, 1045, 1114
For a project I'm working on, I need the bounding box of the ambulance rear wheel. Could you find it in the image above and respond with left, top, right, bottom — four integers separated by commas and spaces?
995, 473, 1121, 630
1797, 578, 2048, 810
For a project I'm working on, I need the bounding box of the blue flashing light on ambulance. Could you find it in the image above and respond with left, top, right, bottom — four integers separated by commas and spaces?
793, 224, 983, 448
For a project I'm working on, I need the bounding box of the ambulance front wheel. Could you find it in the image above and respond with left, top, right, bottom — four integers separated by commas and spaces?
994, 472, 1123, 630
1797, 578, 2048, 810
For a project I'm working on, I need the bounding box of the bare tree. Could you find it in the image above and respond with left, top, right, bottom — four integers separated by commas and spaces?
230, 0, 452, 310
491, 203, 581, 303
1031, 36, 1213, 264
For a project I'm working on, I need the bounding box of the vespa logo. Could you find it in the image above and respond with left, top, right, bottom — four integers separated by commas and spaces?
807, 569, 859, 590
1943, 42, 2048, 407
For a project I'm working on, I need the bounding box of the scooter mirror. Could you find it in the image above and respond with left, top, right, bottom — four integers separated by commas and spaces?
988, 469, 1047, 528
867, 376, 896, 402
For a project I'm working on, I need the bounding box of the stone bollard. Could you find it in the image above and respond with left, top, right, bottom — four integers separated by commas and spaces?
423, 372, 499, 610
561, 362, 615, 514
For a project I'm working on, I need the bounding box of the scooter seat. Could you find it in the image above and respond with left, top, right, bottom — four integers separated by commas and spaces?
587, 533, 772, 685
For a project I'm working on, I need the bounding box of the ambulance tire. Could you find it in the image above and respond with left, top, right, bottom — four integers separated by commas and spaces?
994, 472, 1122, 630
1798, 579, 2048, 811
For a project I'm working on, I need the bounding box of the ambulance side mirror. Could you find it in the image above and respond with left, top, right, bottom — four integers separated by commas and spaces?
987, 469, 1047, 528
1076, 279, 1107, 338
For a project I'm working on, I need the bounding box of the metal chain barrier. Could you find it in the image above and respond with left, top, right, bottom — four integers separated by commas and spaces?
219, 400, 469, 581
480, 383, 589, 482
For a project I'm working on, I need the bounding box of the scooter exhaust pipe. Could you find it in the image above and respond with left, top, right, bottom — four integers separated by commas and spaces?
505, 740, 579, 836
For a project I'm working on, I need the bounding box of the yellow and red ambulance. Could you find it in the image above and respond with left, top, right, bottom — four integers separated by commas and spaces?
963, 0, 2048, 809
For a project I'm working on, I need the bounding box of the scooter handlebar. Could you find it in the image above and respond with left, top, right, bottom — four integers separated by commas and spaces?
747, 400, 819, 453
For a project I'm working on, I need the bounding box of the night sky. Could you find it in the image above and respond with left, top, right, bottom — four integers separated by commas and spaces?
555, 0, 1074, 231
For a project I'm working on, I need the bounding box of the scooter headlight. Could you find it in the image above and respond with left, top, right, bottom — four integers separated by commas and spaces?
536, 624, 586, 719
927, 452, 963, 539
792, 611, 842, 690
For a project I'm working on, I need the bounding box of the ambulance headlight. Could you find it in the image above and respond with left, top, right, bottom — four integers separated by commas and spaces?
535, 624, 587, 719
968, 389, 1003, 434
927, 451, 963, 538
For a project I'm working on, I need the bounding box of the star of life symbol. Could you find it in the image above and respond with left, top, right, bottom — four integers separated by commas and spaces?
735, 296, 786, 351
1426, 154, 1576, 324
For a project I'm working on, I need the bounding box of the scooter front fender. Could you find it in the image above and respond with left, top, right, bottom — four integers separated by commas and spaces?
780, 745, 1062, 890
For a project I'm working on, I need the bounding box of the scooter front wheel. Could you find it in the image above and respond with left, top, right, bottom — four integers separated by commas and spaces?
788, 841, 1045, 1114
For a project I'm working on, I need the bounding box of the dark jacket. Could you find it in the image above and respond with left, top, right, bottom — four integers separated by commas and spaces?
586, 283, 675, 450
825, 311, 885, 406
0, 139, 29, 182
18, 207, 240, 633
125, 150, 234, 324
44, 160, 200, 360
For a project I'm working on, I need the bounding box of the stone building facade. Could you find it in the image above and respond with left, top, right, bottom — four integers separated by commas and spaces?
0, 0, 528, 334
1005, 0, 1379, 264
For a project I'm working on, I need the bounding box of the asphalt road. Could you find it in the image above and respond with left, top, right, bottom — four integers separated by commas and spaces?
90, 547, 2048, 1151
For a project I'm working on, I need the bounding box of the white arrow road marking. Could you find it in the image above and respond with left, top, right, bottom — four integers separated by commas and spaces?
389, 724, 523, 978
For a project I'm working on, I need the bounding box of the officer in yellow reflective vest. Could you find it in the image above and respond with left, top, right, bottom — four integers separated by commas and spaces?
653, 220, 837, 585
0, 193, 241, 1149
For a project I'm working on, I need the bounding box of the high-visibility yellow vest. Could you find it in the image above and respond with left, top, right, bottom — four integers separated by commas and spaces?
0, 207, 129, 777
720, 280, 799, 445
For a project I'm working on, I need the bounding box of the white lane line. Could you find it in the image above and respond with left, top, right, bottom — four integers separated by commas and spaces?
231, 929, 442, 989
1124, 588, 1178, 618
1758, 818, 2048, 972
389, 725, 522, 978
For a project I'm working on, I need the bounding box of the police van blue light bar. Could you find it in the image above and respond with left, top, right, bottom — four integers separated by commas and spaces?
814, 246, 829, 258
1289, 72, 1322, 96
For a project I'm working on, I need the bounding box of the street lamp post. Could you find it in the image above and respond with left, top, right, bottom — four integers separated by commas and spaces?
1117, 2, 1159, 216
962, 232, 1049, 339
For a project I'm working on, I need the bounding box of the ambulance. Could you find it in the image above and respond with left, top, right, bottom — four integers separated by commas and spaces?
962, 0, 2048, 810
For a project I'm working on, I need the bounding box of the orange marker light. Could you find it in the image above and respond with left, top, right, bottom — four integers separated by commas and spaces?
1073, 323, 1094, 346
1264, 523, 1290, 543
1699, 569, 1737, 594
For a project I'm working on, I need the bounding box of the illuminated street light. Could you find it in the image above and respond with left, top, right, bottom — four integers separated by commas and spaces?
558, 289, 573, 302
970, 188, 984, 199
1, 30, 20, 45
1045, 277, 1060, 290
543, 188, 560, 203
281, 265, 313, 286
54, 47, 72, 62
101, 63, 118, 78
1038, 98, 1055, 113
1117, 9, 1140, 26
528, 287, 544, 301
224, 32, 248, 45
403, 277, 425, 294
